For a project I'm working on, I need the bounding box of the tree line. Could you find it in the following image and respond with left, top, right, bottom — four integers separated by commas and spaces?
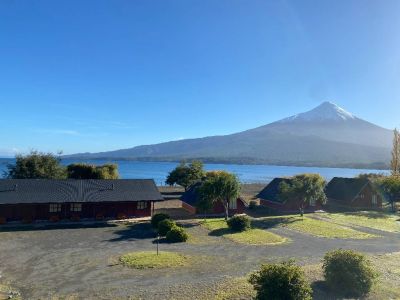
3, 150, 119, 180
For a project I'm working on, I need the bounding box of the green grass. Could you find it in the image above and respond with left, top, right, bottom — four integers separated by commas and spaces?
119, 251, 189, 269
255, 215, 378, 239
200, 219, 287, 245
323, 211, 400, 233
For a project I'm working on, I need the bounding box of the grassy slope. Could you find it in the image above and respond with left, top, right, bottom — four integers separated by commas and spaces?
200, 219, 287, 245
322, 211, 400, 233
255, 215, 378, 239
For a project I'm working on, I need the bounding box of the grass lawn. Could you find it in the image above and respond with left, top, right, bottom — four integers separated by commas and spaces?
255, 215, 378, 239
322, 211, 400, 233
119, 251, 189, 269
200, 219, 287, 245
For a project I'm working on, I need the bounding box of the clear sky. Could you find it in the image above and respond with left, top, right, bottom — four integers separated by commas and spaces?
1, 0, 400, 157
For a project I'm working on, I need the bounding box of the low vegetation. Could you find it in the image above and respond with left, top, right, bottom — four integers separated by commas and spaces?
166, 226, 189, 243
227, 215, 250, 232
249, 260, 312, 300
201, 218, 287, 245
157, 218, 177, 236
323, 249, 377, 298
119, 251, 188, 269
151, 213, 170, 228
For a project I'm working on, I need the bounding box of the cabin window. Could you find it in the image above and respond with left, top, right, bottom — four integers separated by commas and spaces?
309, 197, 316, 206
372, 195, 378, 205
360, 193, 365, 199
70, 203, 82, 212
49, 203, 62, 213
229, 198, 237, 210
137, 201, 147, 210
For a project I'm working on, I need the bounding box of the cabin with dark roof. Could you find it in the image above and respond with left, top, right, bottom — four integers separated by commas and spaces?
325, 177, 382, 209
0, 179, 164, 223
257, 178, 322, 212
181, 182, 246, 215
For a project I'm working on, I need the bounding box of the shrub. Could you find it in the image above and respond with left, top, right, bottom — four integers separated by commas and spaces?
166, 227, 188, 243
151, 213, 170, 228
158, 219, 177, 236
323, 249, 377, 297
249, 200, 257, 210
227, 215, 251, 232
117, 213, 127, 220
249, 260, 312, 300
49, 215, 59, 222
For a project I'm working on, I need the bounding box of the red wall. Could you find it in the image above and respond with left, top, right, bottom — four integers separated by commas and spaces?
260, 199, 322, 213
329, 184, 382, 209
211, 198, 245, 215
0, 201, 153, 222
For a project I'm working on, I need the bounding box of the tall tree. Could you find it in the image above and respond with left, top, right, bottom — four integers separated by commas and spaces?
379, 176, 400, 212
390, 128, 400, 176
279, 174, 327, 212
165, 161, 205, 191
197, 171, 241, 221
67, 163, 119, 179
4, 150, 66, 179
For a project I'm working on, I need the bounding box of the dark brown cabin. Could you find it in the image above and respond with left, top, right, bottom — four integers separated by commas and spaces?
0, 179, 164, 223
181, 182, 246, 216
257, 178, 323, 213
325, 177, 382, 209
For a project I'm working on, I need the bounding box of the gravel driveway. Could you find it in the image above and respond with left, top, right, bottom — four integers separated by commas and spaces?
0, 220, 398, 299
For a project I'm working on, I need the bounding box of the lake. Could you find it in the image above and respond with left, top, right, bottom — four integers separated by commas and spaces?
0, 158, 388, 185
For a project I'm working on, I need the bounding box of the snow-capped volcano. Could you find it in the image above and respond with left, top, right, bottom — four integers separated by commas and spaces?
279, 101, 356, 122
67, 101, 392, 168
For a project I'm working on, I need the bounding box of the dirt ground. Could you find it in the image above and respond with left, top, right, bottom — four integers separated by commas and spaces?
0, 217, 399, 299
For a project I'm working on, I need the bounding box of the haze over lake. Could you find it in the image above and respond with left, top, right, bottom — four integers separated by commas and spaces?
0, 158, 388, 185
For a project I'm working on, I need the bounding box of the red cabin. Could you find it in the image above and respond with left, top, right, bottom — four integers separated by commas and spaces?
0, 179, 164, 223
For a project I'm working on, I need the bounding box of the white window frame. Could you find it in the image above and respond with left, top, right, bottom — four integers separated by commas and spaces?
229, 198, 237, 210
372, 194, 377, 205
49, 203, 62, 213
309, 197, 316, 206
137, 201, 147, 210
70, 203, 82, 212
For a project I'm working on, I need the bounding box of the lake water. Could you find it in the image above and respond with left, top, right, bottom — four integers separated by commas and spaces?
0, 158, 388, 185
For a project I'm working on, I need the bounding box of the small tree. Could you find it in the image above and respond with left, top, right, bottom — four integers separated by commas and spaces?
249, 260, 312, 300
197, 171, 241, 221
67, 163, 119, 179
4, 150, 66, 179
165, 161, 205, 191
279, 174, 327, 212
391, 128, 400, 176
379, 176, 400, 212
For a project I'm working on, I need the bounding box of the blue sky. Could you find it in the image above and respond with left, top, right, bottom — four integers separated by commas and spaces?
1, 0, 400, 157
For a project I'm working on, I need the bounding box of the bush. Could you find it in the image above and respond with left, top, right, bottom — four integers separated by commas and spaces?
151, 213, 170, 228
249, 260, 312, 300
158, 219, 177, 236
249, 200, 257, 210
323, 249, 377, 297
227, 215, 251, 232
166, 227, 188, 243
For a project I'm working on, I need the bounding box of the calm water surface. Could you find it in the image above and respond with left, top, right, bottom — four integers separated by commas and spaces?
0, 158, 388, 185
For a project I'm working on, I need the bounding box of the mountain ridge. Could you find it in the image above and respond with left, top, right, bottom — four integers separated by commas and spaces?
66, 102, 392, 169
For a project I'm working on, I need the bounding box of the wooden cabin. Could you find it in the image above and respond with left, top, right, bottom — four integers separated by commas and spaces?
257, 178, 323, 213
0, 179, 164, 223
325, 177, 382, 209
181, 182, 246, 215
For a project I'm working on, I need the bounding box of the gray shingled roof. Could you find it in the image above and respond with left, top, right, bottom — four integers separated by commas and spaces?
257, 178, 294, 203
325, 177, 370, 202
0, 179, 164, 204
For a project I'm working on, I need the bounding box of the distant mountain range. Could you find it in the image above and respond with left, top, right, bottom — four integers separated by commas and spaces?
66, 102, 393, 169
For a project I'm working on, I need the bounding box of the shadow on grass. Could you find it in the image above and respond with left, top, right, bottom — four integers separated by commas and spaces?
311, 281, 347, 300
208, 228, 231, 237
251, 216, 299, 230
109, 222, 155, 242
340, 211, 392, 219
0, 222, 118, 232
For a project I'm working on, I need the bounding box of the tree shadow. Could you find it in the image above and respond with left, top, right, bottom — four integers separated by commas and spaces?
311, 281, 349, 300
108, 222, 155, 242
0, 222, 118, 232
208, 228, 231, 237
251, 216, 298, 230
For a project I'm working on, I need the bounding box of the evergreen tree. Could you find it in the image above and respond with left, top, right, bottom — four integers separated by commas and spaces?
390, 128, 400, 176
